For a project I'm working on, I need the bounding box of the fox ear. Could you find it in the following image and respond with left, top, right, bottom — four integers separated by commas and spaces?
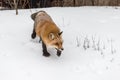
49, 33, 55, 40
58, 31, 63, 36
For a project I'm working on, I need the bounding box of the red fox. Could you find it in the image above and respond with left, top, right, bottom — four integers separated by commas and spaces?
31, 11, 64, 57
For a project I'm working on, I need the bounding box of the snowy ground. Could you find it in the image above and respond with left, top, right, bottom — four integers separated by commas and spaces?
0, 7, 120, 80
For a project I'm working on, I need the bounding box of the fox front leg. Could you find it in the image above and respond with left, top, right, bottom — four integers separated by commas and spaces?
42, 41, 50, 57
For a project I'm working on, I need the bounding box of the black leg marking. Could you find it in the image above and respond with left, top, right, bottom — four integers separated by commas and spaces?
31, 28, 36, 39
42, 41, 50, 57
39, 37, 42, 43
57, 50, 61, 57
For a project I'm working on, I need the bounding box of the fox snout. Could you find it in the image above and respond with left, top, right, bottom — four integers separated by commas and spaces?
61, 48, 64, 50
56, 48, 64, 57
55, 47, 64, 51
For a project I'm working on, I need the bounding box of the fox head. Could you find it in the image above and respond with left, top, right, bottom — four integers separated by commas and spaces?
48, 31, 64, 51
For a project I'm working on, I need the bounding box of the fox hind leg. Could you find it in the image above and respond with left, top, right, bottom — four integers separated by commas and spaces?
31, 27, 36, 39
39, 37, 42, 43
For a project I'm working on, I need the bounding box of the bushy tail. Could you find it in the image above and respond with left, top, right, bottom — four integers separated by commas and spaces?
31, 10, 46, 21
31, 12, 38, 21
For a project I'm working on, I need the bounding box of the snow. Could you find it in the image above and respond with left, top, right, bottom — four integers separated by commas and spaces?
0, 7, 120, 80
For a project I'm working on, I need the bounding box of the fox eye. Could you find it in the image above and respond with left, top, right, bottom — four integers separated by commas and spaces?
55, 43, 59, 45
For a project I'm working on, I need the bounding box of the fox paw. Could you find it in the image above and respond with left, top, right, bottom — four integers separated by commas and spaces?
43, 52, 50, 57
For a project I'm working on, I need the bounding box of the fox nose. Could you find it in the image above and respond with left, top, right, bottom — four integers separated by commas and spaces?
61, 48, 64, 50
